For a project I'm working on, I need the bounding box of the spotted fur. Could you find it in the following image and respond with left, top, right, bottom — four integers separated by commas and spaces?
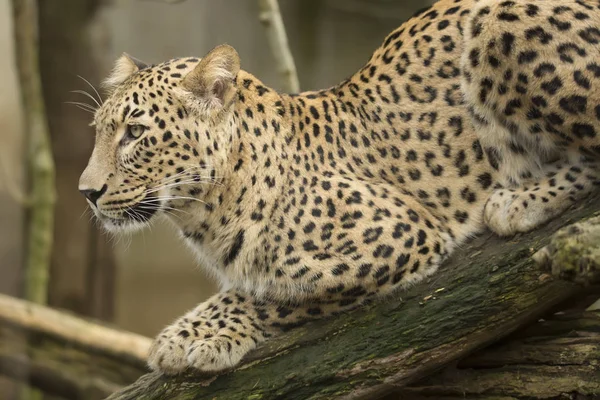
79, 0, 600, 374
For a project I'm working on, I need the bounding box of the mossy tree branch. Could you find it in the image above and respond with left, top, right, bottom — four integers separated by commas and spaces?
534, 215, 600, 285
0, 201, 597, 399
106, 193, 600, 399
396, 308, 600, 399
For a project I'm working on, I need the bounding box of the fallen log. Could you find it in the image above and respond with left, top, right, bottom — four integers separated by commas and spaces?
398, 308, 600, 399
1, 292, 596, 400
106, 193, 600, 399
0, 294, 150, 400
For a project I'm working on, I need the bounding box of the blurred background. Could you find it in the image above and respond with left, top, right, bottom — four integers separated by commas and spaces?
0, 0, 433, 398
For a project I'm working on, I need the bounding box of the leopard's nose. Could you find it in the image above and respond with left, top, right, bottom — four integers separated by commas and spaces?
79, 184, 107, 206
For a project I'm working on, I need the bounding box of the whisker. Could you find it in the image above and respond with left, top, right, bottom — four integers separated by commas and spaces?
144, 180, 207, 194
164, 164, 219, 177
156, 166, 212, 182
151, 195, 208, 205
135, 201, 191, 215
151, 173, 197, 187
144, 175, 223, 195
65, 101, 97, 114
134, 198, 186, 212
79, 205, 91, 221
64, 100, 97, 111
72, 105, 95, 114
158, 209, 184, 220
149, 177, 203, 188
71, 89, 101, 108
77, 75, 103, 105
161, 172, 224, 186
151, 195, 206, 202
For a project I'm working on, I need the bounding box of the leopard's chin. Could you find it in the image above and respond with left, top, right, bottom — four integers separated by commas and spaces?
100, 215, 148, 234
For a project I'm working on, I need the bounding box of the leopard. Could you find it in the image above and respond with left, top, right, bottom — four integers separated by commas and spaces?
79, 0, 600, 374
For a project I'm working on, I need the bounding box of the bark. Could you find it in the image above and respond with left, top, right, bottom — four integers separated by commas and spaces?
0, 294, 150, 400
397, 309, 600, 399
106, 193, 600, 400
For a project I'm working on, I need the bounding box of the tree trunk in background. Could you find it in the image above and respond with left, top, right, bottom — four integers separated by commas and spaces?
37, 0, 116, 321
11, 1, 56, 399
12, 0, 56, 306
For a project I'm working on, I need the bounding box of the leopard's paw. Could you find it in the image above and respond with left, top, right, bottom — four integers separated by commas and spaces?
147, 318, 253, 374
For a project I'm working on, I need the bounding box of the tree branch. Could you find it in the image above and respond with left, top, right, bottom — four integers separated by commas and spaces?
0, 294, 150, 399
106, 194, 600, 399
397, 309, 600, 399
258, 0, 300, 93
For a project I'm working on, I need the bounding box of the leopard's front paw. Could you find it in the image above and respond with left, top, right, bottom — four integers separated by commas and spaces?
147, 319, 248, 375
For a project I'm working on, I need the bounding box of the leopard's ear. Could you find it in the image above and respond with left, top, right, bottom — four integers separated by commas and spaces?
180, 44, 240, 115
102, 53, 148, 91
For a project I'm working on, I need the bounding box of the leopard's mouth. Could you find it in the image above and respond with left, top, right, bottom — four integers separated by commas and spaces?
97, 193, 161, 232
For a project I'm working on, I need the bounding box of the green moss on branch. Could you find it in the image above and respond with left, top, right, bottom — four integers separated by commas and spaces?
108, 194, 600, 399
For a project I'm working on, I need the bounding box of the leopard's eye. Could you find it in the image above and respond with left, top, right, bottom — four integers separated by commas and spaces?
126, 124, 147, 140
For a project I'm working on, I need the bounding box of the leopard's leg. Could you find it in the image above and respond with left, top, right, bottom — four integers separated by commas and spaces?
148, 290, 270, 374
147, 287, 385, 374
461, 0, 600, 235
484, 161, 600, 236
462, 0, 600, 188
149, 187, 457, 374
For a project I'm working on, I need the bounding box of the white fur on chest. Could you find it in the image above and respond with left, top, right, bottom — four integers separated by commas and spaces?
181, 233, 273, 298
182, 235, 232, 291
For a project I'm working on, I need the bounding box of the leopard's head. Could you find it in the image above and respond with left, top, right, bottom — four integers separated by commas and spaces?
79, 45, 240, 232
